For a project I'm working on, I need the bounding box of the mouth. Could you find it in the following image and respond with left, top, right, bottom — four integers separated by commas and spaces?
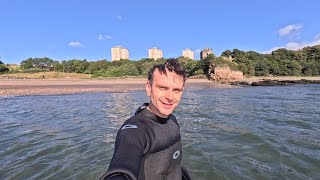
161, 101, 174, 109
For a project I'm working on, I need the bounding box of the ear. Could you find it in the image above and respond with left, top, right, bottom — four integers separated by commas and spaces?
146, 81, 151, 97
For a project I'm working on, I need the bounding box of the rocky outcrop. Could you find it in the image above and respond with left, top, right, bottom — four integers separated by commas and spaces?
251, 79, 320, 86
210, 66, 244, 82
230, 81, 250, 86
231, 79, 320, 86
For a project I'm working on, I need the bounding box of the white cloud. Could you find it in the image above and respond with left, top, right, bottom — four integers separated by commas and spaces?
98, 34, 104, 40
278, 24, 303, 37
263, 34, 320, 54
105, 35, 112, 40
116, 15, 123, 21
68, 41, 83, 47
98, 34, 113, 40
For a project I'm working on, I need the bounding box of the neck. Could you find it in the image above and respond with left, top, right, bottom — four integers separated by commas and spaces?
147, 102, 168, 118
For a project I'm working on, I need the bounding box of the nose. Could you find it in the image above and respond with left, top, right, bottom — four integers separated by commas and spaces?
165, 90, 174, 101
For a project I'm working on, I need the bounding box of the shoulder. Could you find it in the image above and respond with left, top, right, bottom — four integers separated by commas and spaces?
115, 114, 152, 154
170, 114, 177, 121
169, 114, 180, 127
116, 112, 154, 142
121, 112, 149, 130
118, 114, 147, 134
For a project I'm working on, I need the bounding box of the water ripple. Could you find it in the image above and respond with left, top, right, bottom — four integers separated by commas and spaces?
1, 86, 320, 179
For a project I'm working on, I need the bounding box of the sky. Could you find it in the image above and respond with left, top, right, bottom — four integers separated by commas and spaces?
1, 0, 320, 64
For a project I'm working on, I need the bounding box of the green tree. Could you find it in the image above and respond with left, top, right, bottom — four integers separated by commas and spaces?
20, 57, 54, 70
20, 58, 34, 69
197, 54, 213, 78
184, 60, 198, 77
221, 50, 232, 57
140, 60, 159, 76
231, 49, 246, 59
103, 63, 140, 77
303, 46, 320, 62
213, 57, 238, 70
74, 60, 90, 73
246, 51, 264, 61
133, 58, 153, 75
111, 59, 130, 67
271, 48, 297, 60
63, 60, 77, 73
0, 64, 9, 73
301, 62, 319, 76
255, 60, 270, 76
277, 60, 302, 76
268, 59, 282, 76
86, 60, 111, 74
177, 56, 198, 77
53, 63, 63, 72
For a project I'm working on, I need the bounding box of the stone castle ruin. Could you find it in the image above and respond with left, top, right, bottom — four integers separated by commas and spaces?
209, 64, 244, 82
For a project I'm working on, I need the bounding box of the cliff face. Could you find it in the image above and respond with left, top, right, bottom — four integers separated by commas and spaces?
210, 66, 244, 82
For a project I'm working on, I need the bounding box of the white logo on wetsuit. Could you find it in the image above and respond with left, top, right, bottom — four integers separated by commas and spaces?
173, 150, 180, 160
121, 124, 138, 130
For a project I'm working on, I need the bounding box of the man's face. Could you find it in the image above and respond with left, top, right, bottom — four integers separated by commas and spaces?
146, 68, 184, 118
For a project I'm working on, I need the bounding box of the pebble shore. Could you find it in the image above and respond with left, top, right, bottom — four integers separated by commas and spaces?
0, 78, 233, 97
2, 76, 319, 97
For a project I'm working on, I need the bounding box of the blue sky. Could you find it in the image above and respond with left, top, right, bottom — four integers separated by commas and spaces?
1, 0, 320, 64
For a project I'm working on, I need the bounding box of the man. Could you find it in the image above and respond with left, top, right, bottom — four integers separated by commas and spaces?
100, 58, 191, 180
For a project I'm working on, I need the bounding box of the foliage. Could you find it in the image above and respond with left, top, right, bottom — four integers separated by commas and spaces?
20, 68, 49, 73
177, 56, 198, 77
94, 63, 140, 77
193, 69, 204, 76
86, 60, 111, 74
20, 57, 54, 70
132, 58, 153, 75
221, 50, 232, 57
0, 64, 9, 73
11, 45, 320, 78
59, 59, 90, 73
212, 57, 239, 71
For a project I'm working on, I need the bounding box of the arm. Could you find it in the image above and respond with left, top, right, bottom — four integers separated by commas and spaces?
100, 123, 149, 180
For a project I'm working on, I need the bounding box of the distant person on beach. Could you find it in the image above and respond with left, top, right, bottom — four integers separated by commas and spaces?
100, 58, 191, 180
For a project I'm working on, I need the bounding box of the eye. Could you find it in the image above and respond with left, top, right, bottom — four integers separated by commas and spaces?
174, 89, 181, 93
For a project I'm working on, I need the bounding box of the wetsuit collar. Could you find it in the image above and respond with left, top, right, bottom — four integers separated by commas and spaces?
142, 108, 171, 124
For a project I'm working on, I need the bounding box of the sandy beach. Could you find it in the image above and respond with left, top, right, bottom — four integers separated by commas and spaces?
0, 78, 234, 97
1, 76, 320, 97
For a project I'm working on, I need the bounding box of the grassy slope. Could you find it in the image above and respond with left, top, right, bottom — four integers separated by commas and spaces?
0, 72, 92, 79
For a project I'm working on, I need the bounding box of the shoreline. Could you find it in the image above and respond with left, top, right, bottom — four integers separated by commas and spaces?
1, 76, 320, 97
0, 78, 234, 97
240, 76, 320, 84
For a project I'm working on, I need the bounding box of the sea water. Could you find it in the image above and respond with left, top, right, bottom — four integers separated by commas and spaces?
0, 85, 319, 179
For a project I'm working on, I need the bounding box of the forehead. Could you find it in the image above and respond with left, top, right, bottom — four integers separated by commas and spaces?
152, 68, 184, 87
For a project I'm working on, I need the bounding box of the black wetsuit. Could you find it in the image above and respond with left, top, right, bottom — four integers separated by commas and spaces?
100, 104, 191, 180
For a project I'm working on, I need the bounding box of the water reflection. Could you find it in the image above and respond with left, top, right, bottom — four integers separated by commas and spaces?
103, 91, 147, 143
105, 92, 135, 126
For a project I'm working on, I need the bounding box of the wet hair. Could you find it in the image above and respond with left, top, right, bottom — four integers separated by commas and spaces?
147, 58, 187, 85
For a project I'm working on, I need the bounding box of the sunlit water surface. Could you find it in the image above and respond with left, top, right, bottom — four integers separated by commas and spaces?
0, 85, 319, 179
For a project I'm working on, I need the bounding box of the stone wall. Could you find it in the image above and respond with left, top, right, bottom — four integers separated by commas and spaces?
200, 48, 213, 60
210, 66, 244, 82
